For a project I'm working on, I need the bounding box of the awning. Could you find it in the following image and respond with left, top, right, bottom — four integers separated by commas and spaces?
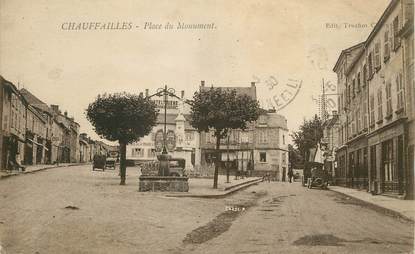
27, 138, 49, 151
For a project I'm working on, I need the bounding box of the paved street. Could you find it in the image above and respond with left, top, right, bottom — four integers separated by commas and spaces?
0, 165, 413, 254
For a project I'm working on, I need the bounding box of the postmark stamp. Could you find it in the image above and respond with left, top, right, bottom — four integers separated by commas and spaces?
253, 75, 302, 112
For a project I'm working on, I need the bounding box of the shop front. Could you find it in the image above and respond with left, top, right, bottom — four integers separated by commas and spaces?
368, 120, 407, 197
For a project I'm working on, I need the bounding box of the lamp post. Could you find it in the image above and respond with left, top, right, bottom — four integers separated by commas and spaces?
146, 85, 180, 155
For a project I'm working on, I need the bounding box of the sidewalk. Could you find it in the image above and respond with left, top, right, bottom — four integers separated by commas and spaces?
0, 163, 88, 179
166, 175, 263, 198
330, 185, 415, 222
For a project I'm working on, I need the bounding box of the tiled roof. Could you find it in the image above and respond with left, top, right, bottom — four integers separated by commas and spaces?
200, 85, 257, 100
20, 88, 54, 115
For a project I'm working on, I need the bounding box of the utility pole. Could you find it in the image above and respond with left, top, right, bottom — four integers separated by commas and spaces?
226, 133, 230, 183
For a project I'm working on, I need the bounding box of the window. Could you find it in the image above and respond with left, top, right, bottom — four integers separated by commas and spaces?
393, 16, 401, 50
148, 148, 156, 158
132, 148, 144, 157
348, 84, 351, 103
377, 89, 383, 122
185, 131, 194, 141
370, 95, 375, 126
363, 148, 368, 178
356, 108, 361, 133
353, 79, 356, 98
240, 132, 249, 143
363, 64, 367, 87
396, 73, 404, 110
368, 52, 374, 79
363, 98, 368, 129
382, 139, 394, 182
357, 72, 361, 92
283, 135, 285, 145
384, 29, 390, 61
351, 111, 355, 135
375, 42, 381, 71
259, 152, 267, 162
386, 81, 392, 117
259, 130, 267, 143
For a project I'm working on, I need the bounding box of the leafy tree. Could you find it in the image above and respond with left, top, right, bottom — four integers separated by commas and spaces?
190, 88, 261, 189
290, 115, 323, 162
288, 144, 304, 168
86, 93, 158, 185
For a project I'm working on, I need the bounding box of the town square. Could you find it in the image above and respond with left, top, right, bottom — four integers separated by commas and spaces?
0, 0, 414, 253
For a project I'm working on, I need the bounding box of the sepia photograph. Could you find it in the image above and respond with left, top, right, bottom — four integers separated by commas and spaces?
0, 0, 414, 253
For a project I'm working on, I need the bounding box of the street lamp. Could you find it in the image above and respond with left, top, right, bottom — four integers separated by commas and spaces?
146, 85, 181, 155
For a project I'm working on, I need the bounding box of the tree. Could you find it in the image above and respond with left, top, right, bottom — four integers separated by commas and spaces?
190, 88, 261, 189
86, 93, 158, 185
288, 144, 304, 168
290, 115, 323, 162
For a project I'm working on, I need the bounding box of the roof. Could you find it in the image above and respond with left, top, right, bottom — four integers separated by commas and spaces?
27, 105, 47, 123
334, 0, 401, 74
200, 84, 257, 100
156, 113, 195, 130
20, 88, 54, 115
365, 0, 400, 46
1, 76, 28, 105
256, 112, 288, 129
332, 42, 365, 72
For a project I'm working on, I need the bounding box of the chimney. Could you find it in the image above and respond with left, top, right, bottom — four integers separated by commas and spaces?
51, 104, 59, 113
64, 111, 68, 117
251, 81, 256, 87
181, 90, 184, 99
139, 92, 144, 97
145, 89, 149, 97
201, 80, 205, 87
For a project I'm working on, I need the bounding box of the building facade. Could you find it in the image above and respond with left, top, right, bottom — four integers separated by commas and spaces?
0, 77, 84, 170
199, 81, 289, 179
333, 43, 366, 187
126, 89, 200, 171
321, 111, 340, 181
400, 0, 414, 199
333, 0, 414, 199
0, 76, 27, 170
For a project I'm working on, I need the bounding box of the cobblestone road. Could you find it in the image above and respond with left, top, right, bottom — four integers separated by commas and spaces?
0, 165, 413, 254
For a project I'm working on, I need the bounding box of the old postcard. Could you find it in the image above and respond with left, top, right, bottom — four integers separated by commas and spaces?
0, 0, 414, 253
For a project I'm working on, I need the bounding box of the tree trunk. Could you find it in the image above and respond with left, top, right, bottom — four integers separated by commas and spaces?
213, 135, 220, 189
119, 141, 127, 185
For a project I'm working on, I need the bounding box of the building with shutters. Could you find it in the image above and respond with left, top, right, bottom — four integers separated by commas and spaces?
333, 0, 414, 199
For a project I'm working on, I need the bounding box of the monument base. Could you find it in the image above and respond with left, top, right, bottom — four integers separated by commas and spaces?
139, 176, 189, 192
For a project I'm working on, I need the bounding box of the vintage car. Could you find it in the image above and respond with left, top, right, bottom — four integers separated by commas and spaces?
307, 166, 329, 189
92, 154, 107, 171
168, 158, 186, 177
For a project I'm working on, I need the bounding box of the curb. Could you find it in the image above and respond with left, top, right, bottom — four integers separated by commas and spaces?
329, 188, 414, 223
224, 178, 262, 191
0, 163, 88, 180
166, 178, 263, 199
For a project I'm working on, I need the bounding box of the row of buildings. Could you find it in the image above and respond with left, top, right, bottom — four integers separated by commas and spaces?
127, 81, 290, 180
0, 76, 115, 171
322, 0, 414, 199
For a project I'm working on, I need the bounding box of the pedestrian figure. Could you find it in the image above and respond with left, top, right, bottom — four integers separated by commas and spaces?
263, 172, 270, 183
9, 152, 25, 171
288, 170, 293, 183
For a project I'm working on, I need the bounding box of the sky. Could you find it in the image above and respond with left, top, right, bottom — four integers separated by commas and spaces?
0, 0, 390, 144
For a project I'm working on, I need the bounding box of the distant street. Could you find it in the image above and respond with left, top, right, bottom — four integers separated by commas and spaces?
0, 165, 413, 254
